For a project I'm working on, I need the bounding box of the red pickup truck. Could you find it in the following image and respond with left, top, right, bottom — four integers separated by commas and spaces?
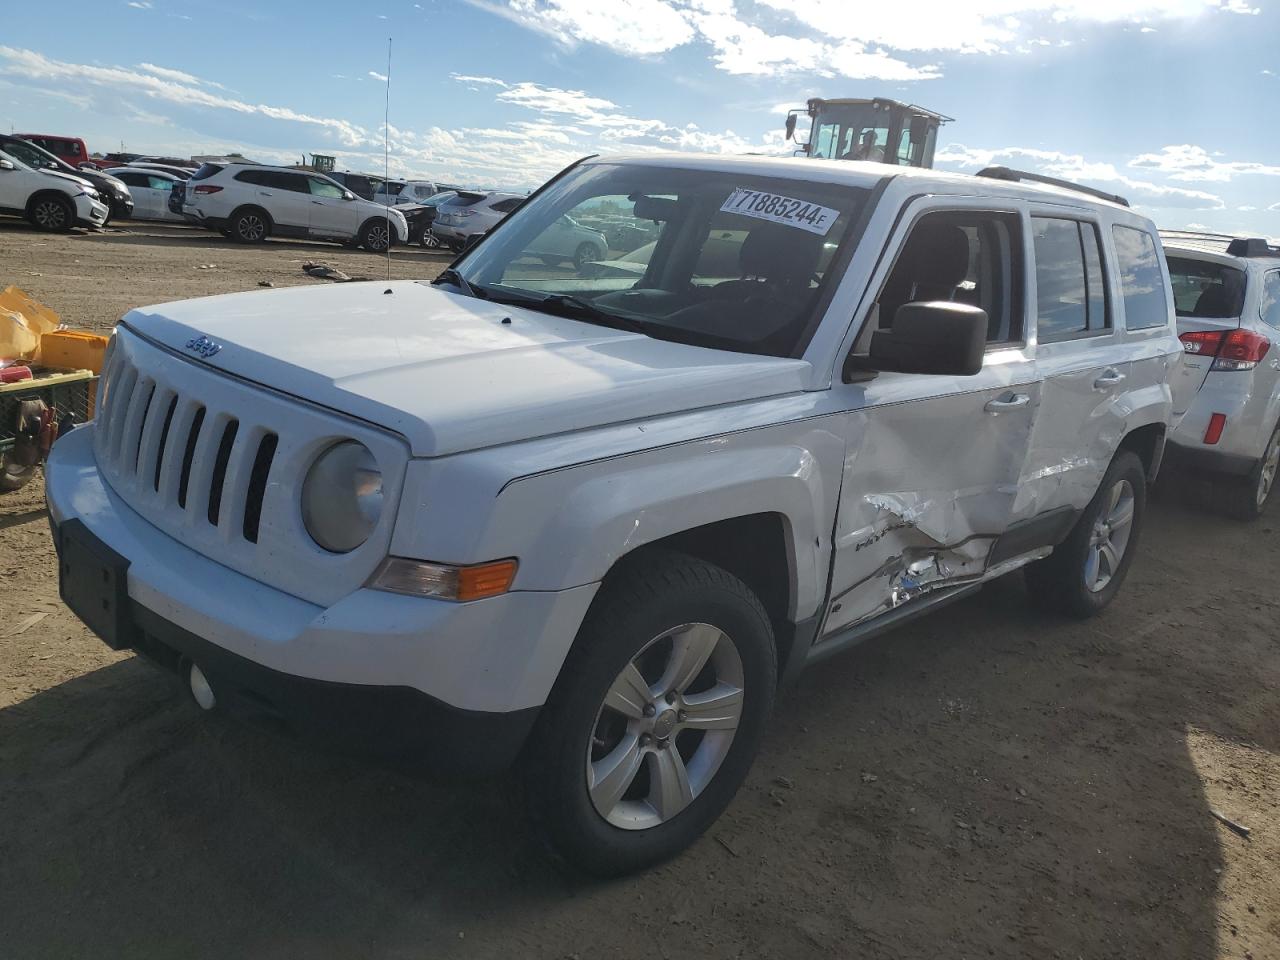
15, 134, 101, 170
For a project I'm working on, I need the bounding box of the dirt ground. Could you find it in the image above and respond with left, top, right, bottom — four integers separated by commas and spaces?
2, 220, 1278, 960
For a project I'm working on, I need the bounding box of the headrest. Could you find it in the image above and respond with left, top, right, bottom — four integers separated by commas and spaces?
899, 222, 970, 288
739, 224, 825, 286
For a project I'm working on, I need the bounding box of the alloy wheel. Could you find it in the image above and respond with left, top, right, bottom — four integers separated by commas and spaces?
34, 200, 68, 230
238, 214, 265, 241
587, 622, 744, 830
1085, 479, 1135, 593
1256, 430, 1280, 508
367, 223, 390, 251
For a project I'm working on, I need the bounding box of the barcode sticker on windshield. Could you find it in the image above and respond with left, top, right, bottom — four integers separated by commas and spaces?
720, 187, 840, 236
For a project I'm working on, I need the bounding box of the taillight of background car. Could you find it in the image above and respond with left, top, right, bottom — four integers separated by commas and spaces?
192, 185, 223, 195
1179, 329, 1271, 371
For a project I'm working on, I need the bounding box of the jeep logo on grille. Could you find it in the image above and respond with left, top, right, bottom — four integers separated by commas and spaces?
185, 335, 222, 359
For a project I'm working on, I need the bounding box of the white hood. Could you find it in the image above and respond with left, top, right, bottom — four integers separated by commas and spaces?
121, 280, 811, 457
39, 168, 93, 191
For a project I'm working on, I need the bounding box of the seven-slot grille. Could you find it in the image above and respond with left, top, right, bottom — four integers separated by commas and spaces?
90, 327, 405, 608
95, 343, 279, 546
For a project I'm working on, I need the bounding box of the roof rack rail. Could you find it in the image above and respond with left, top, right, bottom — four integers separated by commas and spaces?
1159, 228, 1240, 242
975, 165, 1130, 207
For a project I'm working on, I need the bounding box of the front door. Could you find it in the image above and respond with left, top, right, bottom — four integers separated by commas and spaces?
306, 176, 358, 239
820, 203, 1039, 639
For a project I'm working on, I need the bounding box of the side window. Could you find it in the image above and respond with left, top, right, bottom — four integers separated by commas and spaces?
1032, 217, 1110, 343
873, 210, 1022, 345
235, 170, 268, 186
1262, 273, 1280, 330
147, 175, 173, 191
68, 141, 83, 157
1112, 226, 1169, 330
279, 173, 311, 193
490, 198, 522, 213
115, 171, 144, 187
308, 177, 344, 198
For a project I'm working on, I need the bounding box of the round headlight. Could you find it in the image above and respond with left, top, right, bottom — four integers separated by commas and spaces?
301, 441, 383, 553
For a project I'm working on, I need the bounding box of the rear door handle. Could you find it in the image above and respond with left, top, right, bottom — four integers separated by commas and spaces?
984, 393, 1030, 414
1094, 369, 1125, 389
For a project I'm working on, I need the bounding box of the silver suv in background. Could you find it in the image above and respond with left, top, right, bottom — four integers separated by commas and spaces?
1162, 232, 1280, 518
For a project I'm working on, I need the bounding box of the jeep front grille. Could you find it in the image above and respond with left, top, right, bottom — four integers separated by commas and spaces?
92, 327, 405, 608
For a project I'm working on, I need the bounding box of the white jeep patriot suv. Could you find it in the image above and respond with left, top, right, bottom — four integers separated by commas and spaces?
47, 154, 1185, 876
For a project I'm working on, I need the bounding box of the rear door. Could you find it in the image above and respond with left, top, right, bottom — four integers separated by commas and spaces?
265, 172, 311, 230
1021, 211, 1123, 518
305, 175, 358, 239
820, 199, 1040, 638
115, 171, 156, 217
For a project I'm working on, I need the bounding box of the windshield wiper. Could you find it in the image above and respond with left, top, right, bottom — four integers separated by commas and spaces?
431, 267, 487, 299
488, 292, 651, 335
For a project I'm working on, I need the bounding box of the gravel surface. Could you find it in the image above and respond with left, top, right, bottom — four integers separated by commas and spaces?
2, 219, 1277, 959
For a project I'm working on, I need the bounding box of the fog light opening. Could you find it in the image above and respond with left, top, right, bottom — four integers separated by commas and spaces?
188, 662, 217, 711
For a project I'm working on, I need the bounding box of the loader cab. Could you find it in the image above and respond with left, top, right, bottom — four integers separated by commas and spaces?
784, 98, 950, 168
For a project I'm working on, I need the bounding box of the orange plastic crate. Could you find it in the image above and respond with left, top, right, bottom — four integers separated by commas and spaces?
37, 330, 109, 374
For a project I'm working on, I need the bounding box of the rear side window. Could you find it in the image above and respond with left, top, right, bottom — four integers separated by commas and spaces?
1112, 226, 1169, 330
235, 169, 271, 186
1261, 272, 1280, 330
191, 163, 224, 181
452, 192, 486, 207
1032, 218, 1110, 342
1166, 256, 1247, 317
489, 198, 523, 213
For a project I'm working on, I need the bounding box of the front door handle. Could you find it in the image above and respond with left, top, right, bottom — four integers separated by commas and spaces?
1094, 369, 1125, 389
984, 393, 1030, 414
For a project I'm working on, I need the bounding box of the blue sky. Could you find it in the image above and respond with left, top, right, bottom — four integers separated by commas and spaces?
2, 0, 1278, 235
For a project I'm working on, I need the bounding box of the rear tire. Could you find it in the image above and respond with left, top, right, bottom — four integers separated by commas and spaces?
0, 453, 38, 493
1220, 423, 1280, 521
1024, 450, 1147, 618
523, 550, 776, 877
28, 194, 75, 232
229, 208, 270, 243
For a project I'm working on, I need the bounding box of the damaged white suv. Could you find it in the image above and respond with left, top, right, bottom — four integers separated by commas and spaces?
48, 155, 1186, 876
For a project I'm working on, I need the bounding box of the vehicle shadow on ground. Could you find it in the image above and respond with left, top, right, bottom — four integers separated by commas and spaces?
0, 219, 451, 260
3, 498, 1275, 959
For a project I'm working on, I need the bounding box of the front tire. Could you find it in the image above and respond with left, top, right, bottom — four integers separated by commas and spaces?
359, 218, 392, 253
524, 551, 776, 877
1024, 450, 1147, 618
28, 195, 75, 232
573, 242, 602, 272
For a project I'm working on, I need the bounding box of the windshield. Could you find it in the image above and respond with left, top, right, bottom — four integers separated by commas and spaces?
4, 139, 60, 170
453, 162, 869, 357
0, 148, 33, 172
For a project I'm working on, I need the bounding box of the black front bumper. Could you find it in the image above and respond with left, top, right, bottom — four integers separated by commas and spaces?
54, 519, 539, 776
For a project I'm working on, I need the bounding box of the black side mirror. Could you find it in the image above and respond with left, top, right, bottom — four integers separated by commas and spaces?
858, 301, 988, 377
784, 114, 797, 141
909, 115, 930, 145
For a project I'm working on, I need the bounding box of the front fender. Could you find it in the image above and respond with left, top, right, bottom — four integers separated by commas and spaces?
395, 418, 847, 622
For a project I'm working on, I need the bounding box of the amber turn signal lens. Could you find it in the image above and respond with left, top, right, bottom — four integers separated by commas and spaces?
456, 559, 519, 601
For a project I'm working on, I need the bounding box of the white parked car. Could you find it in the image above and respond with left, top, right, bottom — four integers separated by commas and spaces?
48, 154, 1184, 877
430, 191, 529, 251
1162, 231, 1280, 517
182, 162, 407, 251
111, 168, 185, 221
373, 179, 442, 206
0, 148, 108, 231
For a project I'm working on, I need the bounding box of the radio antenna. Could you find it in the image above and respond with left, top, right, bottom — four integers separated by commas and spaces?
384, 36, 392, 283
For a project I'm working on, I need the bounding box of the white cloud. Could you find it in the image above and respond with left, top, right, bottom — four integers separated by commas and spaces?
449, 73, 508, 87
0, 46, 371, 147
936, 142, 1226, 209
137, 62, 225, 90
1129, 144, 1280, 182
478, 0, 1262, 79
368, 71, 388, 81
126, 0, 152, 7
